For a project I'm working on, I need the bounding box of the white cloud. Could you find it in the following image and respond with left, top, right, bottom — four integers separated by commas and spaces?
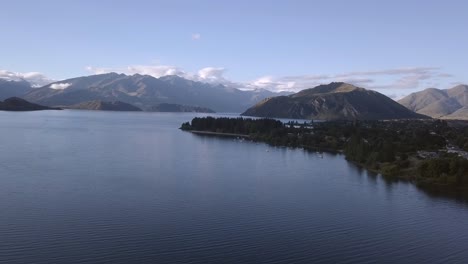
0, 70, 54, 87
86, 64, 232, 85
255, 67, 454, 93
2, 63, 455, 101
86, 65, 184, 78
197, 67, 225, 81
334, 67, 439, 78
84, 64, 455, 97
126, 65, 184, 77
251, 76, 275, 88
50, 83, 71, 90
84, 66, 110, 75
247, 76, 295, 91
191, 33, 201, 40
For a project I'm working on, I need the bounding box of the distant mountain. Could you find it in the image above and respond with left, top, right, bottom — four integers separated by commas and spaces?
0, 79, 32, 100
248, 88, 292, 103
67, 100, 142, 111
398, 85, 468, 120
150, 103, 215, 113
22, 73, 284, 112
0, 97, 61, 111
242, 82, 427, 120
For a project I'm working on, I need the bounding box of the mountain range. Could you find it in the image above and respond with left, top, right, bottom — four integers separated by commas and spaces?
398, 85, 468, 120
0, 79, 32, 100
242, 82, 427, 120
1, 73, 467, 120
2, 73, 288, 112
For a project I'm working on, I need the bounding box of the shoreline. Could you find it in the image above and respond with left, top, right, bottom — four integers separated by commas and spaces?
183, 128, 468, 193
186, 130, 250, 138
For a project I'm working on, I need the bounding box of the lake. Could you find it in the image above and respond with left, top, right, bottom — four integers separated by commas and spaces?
0, 110, 467, 264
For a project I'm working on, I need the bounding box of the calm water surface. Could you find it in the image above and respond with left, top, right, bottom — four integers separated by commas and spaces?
0, 110, 467, 264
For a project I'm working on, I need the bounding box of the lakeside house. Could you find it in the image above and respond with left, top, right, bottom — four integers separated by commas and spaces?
417, 151, 439, 159
447, 149, 468, 160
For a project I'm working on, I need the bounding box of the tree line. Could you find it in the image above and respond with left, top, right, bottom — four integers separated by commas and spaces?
181, 117, 468, 190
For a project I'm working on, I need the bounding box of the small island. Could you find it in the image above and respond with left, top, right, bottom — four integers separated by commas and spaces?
181, 117, 468, 192
0, 97, 61, 111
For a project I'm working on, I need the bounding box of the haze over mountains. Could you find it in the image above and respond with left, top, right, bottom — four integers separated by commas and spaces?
242, 82, 427, 120
0, 79, 32, 100
398, 85, 468, 120
1, 72, 467, 120
4, 73, 285, 112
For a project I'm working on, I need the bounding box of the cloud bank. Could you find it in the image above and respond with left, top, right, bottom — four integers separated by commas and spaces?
50, 83, 71, 90
0, 70, 54, 87
262, 67, 450, 92
0, 64, 453, 97
86, 65, 231, 84
85, 64, 453, 96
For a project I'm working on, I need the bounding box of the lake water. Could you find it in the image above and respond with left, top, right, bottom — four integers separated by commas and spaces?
1, 110, 467, 264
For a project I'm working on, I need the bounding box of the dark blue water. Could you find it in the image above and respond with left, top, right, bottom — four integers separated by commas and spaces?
0, 110, 467, 264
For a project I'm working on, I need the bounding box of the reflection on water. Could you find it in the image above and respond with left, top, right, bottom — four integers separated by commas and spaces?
344, 158, 468, 205
0, 110, 467, 264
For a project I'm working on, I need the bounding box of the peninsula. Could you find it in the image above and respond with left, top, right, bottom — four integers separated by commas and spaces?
181, 117, 468, 191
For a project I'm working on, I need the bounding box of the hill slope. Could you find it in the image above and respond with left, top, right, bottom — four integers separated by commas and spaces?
242, 82, 426, 120
22, 73, 284, 112
0, 97, 61, 111
67, 100, 142, 111
150, 103, 215, 113
0, 79, 32, 100
398, 85, 468, 119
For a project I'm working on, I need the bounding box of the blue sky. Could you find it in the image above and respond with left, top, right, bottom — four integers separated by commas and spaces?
0, 0, 467, 97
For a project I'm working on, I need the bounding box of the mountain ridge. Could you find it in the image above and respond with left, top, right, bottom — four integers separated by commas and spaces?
398, 85, 468, 119
0, 79, 33, 100
21, 73, 286, 112
242, 82, 427, 120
